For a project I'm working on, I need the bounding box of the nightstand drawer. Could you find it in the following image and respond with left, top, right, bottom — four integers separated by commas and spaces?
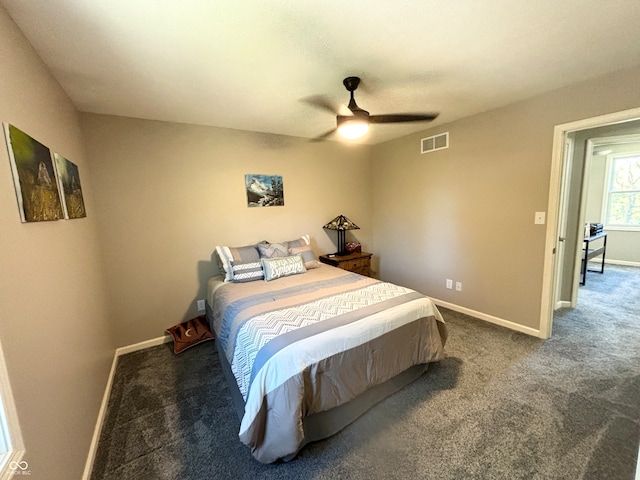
341, 257, 369, 272
349, 264, 370, 276
319, 252, 372, 277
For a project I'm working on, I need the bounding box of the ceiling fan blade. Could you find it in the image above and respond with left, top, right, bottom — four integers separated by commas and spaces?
310, 128, 337, 142
300, 95, 339, 115
369, 113, 439, 124
337, 113, 370, 123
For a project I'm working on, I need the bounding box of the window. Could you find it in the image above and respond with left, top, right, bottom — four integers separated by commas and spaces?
0, 340, 24, 480
603, 154, 640, 230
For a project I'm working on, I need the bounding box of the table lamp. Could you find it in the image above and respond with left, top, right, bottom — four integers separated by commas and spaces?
322, 215, 360, 256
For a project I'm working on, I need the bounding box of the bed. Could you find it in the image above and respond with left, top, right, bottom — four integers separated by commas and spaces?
206, 238, 447, 463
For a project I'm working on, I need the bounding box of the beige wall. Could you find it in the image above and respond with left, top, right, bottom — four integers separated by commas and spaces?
80, 114, 373, 347
372, 66, 640, 331
0, 7, 114, 480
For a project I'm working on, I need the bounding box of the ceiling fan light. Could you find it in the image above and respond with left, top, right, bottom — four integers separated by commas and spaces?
337, 120, 369, 139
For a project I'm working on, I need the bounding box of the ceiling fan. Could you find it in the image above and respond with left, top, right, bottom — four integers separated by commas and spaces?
309, 76, 439, 141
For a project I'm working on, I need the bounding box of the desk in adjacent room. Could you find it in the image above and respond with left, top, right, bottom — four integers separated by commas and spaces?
581, 232, 607, 285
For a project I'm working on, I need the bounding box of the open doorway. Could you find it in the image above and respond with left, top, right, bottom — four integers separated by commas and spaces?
559, 128, 640, 308
539, 107, 640, 339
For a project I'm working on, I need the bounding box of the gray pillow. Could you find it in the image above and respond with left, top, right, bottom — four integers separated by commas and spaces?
257, 242, 289, 258
289, 245, 320, 269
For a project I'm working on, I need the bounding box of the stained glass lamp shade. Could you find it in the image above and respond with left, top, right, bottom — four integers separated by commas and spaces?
322, 214, 360, 255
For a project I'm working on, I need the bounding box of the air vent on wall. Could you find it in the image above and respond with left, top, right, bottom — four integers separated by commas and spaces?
421, 132, 449, 153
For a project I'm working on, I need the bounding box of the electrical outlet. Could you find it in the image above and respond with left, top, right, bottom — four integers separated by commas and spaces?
455, 281, 463, 292
446, 279, 453, 289
197, 299, 205, 311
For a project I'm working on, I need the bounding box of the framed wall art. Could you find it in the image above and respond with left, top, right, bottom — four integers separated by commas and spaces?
3, 123, 64, 222
245, 174, 284, 207
54, 153, 86, 219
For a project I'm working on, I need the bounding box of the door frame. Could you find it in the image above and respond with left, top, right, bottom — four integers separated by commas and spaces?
539, 106, 640, 339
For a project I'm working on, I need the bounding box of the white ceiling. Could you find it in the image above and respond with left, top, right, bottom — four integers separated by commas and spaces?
3, 0, 640, 144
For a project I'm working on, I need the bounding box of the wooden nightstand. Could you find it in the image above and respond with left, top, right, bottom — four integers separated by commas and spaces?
319, 251, 373, 277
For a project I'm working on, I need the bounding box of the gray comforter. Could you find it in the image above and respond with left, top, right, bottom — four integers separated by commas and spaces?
209, 265, 447, 462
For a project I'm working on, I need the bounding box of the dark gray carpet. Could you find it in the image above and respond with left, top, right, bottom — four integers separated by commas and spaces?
90, 265, 640, 480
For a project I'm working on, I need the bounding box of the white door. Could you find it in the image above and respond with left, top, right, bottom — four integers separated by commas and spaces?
553, 137, 573, 309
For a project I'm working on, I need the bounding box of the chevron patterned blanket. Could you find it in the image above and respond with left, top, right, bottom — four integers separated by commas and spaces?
209, 264, 447, 463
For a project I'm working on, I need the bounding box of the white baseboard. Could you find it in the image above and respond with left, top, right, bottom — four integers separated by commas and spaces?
431, 298, 542, 338
604, 259, 640, 268
82, 335, 172, 480
81, 352, 118, 480
555, 300, 571, 310
115, 334, 172, 356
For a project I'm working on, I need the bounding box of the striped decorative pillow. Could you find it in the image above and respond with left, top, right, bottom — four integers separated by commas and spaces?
215, 244, 261, 282
230, 260, 264, 283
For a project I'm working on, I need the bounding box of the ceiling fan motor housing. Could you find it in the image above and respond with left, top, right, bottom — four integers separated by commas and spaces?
343, 76, 361, 91
342, 77, 369, 116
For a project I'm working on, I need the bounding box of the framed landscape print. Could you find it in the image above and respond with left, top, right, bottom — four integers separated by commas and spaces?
3, 123, 64, 222
245, 174, 284, 207
54, 153, 86, 219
